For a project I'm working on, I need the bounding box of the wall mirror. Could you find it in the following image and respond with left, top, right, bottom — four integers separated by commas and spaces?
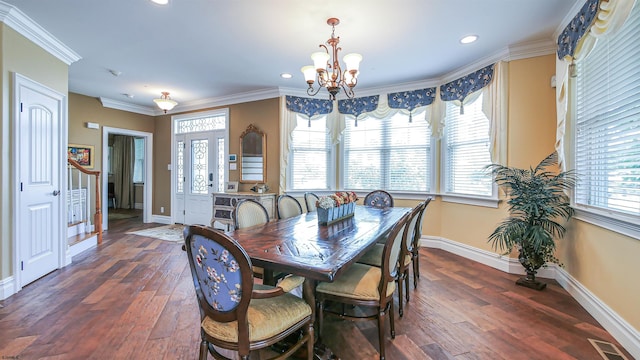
239, 124, 266, 183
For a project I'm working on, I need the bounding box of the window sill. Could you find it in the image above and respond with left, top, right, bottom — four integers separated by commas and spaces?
574, 207, 640, 241
440, 193, 500, 208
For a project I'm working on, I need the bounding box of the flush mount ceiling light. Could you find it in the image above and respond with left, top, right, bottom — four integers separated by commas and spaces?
150, 0, 169, 5
460, 35, 478, 44
301, 18, 362, 100
153, 92, 177, 113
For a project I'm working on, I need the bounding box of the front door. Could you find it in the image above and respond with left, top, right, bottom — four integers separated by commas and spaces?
16, 74, 63, 286
174, 132, 224, 225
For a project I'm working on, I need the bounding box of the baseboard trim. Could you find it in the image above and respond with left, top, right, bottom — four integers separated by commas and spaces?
0, 276, 16, 300
151, 215, 172, 224
555, 267, 640, 360
421, 235, 639, 359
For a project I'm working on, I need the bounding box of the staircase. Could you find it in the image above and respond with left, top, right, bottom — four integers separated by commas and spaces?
67, 158, 103, 258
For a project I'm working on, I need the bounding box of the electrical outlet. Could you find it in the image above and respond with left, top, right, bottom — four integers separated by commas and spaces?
160, 206, 165, 213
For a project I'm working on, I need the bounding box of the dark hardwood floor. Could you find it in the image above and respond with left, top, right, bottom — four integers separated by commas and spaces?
0, 216, 632, 359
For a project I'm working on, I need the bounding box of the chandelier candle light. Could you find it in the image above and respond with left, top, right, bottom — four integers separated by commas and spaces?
301, 18, 362, 100
153, 91, 178, 113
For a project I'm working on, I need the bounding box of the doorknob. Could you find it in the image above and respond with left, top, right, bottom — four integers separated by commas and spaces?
53, 190, 60, 196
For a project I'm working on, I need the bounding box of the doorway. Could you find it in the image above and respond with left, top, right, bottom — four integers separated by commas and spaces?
171, 109, 229, 225
101, 127, 153, 231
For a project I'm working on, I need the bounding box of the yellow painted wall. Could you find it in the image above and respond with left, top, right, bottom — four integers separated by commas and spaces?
0, 25, 69, 279
152, 98, 280, 215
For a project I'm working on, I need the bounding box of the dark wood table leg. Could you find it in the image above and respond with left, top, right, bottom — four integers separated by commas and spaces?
302, 279, 338, 360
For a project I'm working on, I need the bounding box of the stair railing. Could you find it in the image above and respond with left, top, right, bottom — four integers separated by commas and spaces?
67, 158, 103, 244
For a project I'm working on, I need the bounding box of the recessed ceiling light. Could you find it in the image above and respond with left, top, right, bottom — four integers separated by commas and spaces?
460, 35, 478, 44
280, 73, 293, 79
150, 0, 169, 5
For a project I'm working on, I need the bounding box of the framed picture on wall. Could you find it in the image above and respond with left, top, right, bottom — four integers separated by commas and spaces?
68, 144, 95, 168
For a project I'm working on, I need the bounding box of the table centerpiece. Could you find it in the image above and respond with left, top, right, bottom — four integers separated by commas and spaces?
316, 191, 358, 225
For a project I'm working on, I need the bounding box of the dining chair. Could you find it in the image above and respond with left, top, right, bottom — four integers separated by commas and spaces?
410, 198, 431, 289
356, 203, 422, 317
398, 199, 430, 309
233, 199, 270, 230
183, 225, 314, 360
233, 199, 274, 283
316, 211, 410, 360
303, 192, 319, 212
276, 194, 303, 219
363, 190, 394, 208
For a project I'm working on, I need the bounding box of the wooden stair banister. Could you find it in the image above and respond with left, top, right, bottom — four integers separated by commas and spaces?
67, 158, 103, 244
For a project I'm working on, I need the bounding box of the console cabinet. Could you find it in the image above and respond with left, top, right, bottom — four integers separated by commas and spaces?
211, 192, 276, 229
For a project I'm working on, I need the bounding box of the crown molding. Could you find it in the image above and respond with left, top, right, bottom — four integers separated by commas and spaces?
99, 97, 157, 116
0, 1, 81, 65
553, 0, 587, 40
176, 88, 281, 113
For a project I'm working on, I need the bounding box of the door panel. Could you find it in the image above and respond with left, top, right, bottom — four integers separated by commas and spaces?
19, 84, 61, 285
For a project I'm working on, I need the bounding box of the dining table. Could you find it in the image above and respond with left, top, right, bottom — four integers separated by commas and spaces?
224, 204, 411, 358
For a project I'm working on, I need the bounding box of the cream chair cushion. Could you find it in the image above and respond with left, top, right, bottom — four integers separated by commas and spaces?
201, 292, 311, 343
316, 263, 395, 301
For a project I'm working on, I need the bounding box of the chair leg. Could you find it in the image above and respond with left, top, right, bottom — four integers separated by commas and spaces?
306, 322, 315, 360
397, 276, 404, 318
405, 268, 411, 303
388, 302, 395, 339
413, 253, 420, 288
199, 339, 208, 360
318, 300, 325, 343
378, 308, 387, 360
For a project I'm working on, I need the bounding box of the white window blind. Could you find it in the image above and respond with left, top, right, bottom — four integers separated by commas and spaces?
289, 115, 332, 190
133, 137, 145, 183
343, 112, 431, 192
575, 3, 640, 217
443, 94, 493, 196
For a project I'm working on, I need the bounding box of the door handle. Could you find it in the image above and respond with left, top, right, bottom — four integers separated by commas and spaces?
53, 190, 60, 196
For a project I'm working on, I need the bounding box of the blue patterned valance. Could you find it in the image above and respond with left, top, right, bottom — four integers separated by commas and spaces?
387, 88, 436, 111
338, 95, 379, 118
440, 64, 495, 102
286, 95, 333, 118
557, 0, 600, 59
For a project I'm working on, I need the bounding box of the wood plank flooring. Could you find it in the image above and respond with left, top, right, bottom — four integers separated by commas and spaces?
0, 215, 632, 359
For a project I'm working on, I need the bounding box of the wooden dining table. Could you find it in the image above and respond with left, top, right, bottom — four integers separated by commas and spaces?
224, 204, 410, 358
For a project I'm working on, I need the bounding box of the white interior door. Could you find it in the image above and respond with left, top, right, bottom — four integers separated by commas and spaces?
16, 75, 63, 286
175, 132, 223, 225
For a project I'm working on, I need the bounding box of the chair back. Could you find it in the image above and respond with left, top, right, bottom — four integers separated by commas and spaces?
233, 199, 269, 230
411, 198, 431, 250
401, 203, 425, 267
184, 225, 253, 324
364, 190, 394, 208
277, 194, 303, 219
304, 192, 319, 212
380, 212, 411, 293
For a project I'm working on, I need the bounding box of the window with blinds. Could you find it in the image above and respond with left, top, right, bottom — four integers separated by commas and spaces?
442, 94, 493, 196
342, 112, 431, 192
575, 3, 640, 218
288, 115, 333, 190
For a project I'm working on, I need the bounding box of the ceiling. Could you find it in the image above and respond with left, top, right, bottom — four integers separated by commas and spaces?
2, 0, 578, 114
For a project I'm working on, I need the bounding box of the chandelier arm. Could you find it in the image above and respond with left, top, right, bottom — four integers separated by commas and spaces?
306, 85, 322, 97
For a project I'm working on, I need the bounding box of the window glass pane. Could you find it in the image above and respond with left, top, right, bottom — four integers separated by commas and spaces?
176, 115, 226, 134
343, 111, 431, 192
289, 115, 332, 190
575, 2, 640, 217
133, 138, 144, 183
444, 95, 492, 196
191, 139, 208, 194
177, 140, 184, 193
217, 137, 225, 193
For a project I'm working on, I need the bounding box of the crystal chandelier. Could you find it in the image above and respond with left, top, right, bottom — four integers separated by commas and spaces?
301, 18, 362, 100
153, 92, 178, 113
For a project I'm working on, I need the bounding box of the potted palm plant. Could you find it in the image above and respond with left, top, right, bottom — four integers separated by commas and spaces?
486, 152, 577, 290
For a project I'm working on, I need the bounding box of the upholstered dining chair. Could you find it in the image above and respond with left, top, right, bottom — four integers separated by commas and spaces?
303, 192, 319, 212
183, 225, 314, 360
356, 203, 422, 317
364, 190, 394, 208
233, 199, 269, 230
316, 211, 410, 360
409, 198, 431, 289
276, 194, 303, 219
398, 199, 430, 309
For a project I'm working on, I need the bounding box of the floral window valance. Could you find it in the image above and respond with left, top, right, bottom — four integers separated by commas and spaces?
285, 95, 333, 117
387, 87, 436, 111
556, 0, 600, 59
440, 64, 495, 103
337, 95, 379, 124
